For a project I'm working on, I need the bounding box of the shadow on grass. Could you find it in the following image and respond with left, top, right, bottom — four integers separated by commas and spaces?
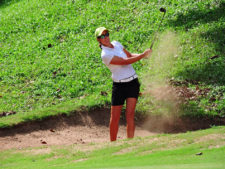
168, 2, 225, 85
200, 24, 225, 54
175, 57, 225, 85
0, 0, 21, 8
169, 2, 225, 30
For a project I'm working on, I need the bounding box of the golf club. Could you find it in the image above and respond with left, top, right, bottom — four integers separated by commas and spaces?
150, 7, 166, 49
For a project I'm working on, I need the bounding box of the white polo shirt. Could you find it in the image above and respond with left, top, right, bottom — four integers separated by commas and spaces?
101, 41, 136, 82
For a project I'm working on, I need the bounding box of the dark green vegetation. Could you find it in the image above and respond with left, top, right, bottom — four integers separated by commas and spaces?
0, 0, 225, 127
0, 126, 225, 169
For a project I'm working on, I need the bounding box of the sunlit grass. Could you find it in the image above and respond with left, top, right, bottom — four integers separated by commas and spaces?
0, 0, 224, 127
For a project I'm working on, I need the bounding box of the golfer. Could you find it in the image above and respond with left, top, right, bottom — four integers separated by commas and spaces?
95, 27, 152, 141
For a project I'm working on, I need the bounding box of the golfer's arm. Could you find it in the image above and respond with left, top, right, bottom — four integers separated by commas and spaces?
110, 53, 146, 65
123, 48, 138, 58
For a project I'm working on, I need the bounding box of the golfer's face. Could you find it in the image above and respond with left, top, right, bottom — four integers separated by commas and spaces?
98, 30, 110, 44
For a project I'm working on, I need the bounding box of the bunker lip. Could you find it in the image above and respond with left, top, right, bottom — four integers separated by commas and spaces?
0, 107, 155, 151
0, 107, 224, 136
141, 114, 225, 133
0, 107, 224, 151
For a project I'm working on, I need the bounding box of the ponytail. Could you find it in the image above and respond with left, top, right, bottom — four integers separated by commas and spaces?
99, 42, 102, 49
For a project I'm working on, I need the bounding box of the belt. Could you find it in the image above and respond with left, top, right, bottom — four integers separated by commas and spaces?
113, 74, 138, 83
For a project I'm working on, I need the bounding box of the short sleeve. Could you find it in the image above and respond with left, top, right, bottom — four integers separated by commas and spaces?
101, 51, 113, 66
115, 41, 124, 50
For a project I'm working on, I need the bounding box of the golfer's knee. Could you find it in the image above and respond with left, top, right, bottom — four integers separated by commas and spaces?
126, 111, 134, 120
111, 113, 120, 121
110, 115, 120, 124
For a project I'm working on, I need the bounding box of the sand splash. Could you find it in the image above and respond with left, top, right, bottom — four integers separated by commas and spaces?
139, 31, 182, 132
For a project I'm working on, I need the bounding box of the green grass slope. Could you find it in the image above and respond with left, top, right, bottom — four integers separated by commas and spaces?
0, 0, 224, 127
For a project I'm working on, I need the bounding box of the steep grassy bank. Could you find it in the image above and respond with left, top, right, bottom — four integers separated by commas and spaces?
0, 0, 224, 127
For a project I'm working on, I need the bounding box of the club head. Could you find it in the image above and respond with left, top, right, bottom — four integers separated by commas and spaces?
160, 7, 166, 13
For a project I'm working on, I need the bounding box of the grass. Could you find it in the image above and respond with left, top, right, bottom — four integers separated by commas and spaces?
0, 126, 224, 169
0, 93, 110, 128
0, 2, 224, 169
0, 0, 225, 127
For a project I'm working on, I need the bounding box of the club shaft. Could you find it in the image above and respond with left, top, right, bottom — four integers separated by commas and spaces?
150, 12, 166, 49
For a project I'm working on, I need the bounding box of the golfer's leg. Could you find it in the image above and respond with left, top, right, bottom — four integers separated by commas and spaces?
110, 105, 123, 141
126, 98, 137, 138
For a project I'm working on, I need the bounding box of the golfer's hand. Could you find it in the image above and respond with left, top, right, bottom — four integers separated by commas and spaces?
143, 49, 152, 58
